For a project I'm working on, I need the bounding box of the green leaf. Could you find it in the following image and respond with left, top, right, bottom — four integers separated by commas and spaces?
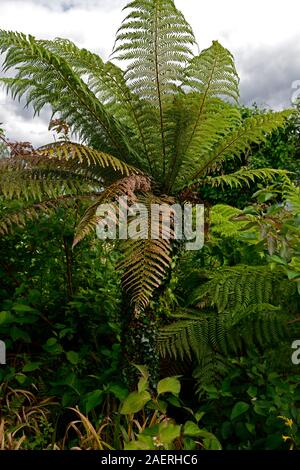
22, 362, 41, 372
84, 389, 103, 414
268, 255, 287, 266
133, 364, 149, 379
124, 435, 154, 450
10, 326, 31, 343
230, 401, 250, 420
120, 391, 151, 415
287, 270, 300, 280
43, 337, 63, 355
247, 386, 257, 398
195, 411, 205, 422
203, 436, 222, 450
157, 376, 181, 396
183, 421, 202, 437
138, 376, 149, 393
12, 304, 36, 313
66, 351, 80, 365
158, 422, 181, 445
245, 422, 255, 434
15, 373, 27, 385
0, 311, 14, 325
108, 384, 129, 401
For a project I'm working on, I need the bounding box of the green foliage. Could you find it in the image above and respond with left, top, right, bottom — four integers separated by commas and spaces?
0, 0, 299, 451
0, 209, 125, 411
157, 179, 300, 397
118, 367, 221, 450
198, 357, 300, 450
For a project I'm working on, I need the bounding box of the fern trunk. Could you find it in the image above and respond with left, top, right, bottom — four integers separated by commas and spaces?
121, 301, 159, 390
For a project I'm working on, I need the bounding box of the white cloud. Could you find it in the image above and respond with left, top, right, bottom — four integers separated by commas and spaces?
0, 0, 300, 144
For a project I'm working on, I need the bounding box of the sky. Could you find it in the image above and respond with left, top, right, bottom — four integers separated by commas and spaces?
0, 0, 300, 146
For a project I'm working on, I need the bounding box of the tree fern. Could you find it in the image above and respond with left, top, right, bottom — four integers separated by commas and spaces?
0, 0, 293, 348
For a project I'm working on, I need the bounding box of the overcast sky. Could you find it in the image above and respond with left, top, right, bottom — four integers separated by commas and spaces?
0, 0, 300, 146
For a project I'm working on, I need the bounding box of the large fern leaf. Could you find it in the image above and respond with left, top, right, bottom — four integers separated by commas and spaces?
0, 31, 134, 160
114, 0, 195, 179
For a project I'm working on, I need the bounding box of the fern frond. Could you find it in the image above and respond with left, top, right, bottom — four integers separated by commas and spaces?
73, 175, 152, 247
0, 141, 139, 202
0, 194, 94, 236
0, 31, 133, 160
158, 307, 289, 394
284, 183, 300, 215
193, 348, 230, 397
205, 167, 289, 189
184, 40, 239, 101
191, 265, 287, 313
190, 110, 291, 180
169, 98, 241, 191
209, 204, 249, 238
119, 193, 174, 313
114, 0, 196, 178
37, 142, 139, 178
165, 40, 240, 190
40, 38, 156, 172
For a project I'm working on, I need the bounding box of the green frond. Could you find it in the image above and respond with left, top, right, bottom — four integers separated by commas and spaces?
193, 348, 230, 397
158, 306, 289, 395
114, 0, 195, 98
168, 97, 241, 190
0, 170, 89, 201
119, 193, 174, 313
40, 38, 156, 171
158, 317, 226, 361
191, 265, 286, 313
0, 141, 139, 203
164, 40, 240, 191
38, 142, 139, 179
183, 40, 239, 102
205, 167, 289, 189
209, 204, 248, 238
190, 110, 291, 180
73, 175, 152, 247
0, 31, 133, 160
284, 183, 300, 214
113, 0, 196, 178
0, 194, 94, 236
